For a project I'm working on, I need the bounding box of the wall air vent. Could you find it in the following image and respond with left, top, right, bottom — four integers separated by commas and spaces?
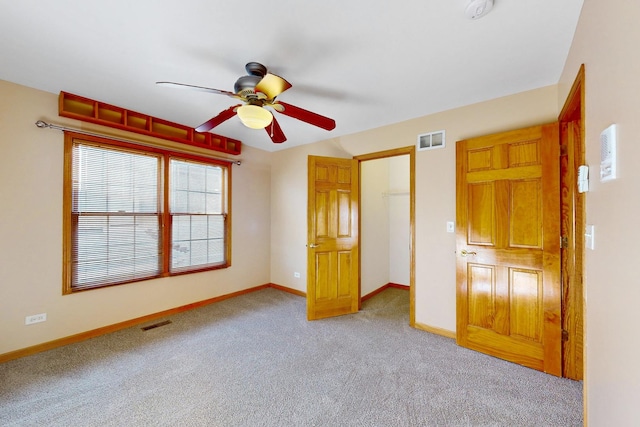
417, 130, 446, 151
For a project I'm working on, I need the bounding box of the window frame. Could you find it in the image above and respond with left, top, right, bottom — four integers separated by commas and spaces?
63, 132, 232, 294
167, 155, 230, 275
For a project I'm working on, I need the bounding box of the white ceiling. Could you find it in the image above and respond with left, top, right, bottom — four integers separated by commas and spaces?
0, 0, 584, 152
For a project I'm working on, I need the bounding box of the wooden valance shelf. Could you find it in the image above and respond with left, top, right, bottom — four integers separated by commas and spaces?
58, 91, 241, 155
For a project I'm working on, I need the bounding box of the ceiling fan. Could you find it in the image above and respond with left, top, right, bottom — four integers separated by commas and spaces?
157, 62, 336, 143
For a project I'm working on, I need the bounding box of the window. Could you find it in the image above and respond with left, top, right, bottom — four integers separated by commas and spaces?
169, 158, 226, 272
63, 132, 230, 293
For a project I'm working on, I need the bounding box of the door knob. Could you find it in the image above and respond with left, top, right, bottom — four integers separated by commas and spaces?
308, 243, 320, 248
460, 249, 477, 257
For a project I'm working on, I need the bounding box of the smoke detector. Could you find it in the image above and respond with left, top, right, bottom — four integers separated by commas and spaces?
465, 0, 494, 20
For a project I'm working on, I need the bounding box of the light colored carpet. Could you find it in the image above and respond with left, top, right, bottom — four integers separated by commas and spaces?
0, 288, 582, 426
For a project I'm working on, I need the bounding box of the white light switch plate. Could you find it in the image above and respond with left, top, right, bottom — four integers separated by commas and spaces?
585, 225, 595, 250
446, 221, 455, 233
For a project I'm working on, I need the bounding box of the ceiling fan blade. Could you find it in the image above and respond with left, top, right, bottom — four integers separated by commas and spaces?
265, 115, 287, 143
275, 101, 336, 131
255, 73, 292, 100
195, 105, 241, 132
156, 81, 236, 97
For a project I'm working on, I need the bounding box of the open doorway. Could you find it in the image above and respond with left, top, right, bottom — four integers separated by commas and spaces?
356, 147, 416, 325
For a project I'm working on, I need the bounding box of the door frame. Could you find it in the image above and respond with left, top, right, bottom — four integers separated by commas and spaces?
558, 64, 586, 380
354, 146, 416, 325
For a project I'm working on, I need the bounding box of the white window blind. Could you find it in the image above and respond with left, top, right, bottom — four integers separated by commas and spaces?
71, 143, 161, 289
64, 133, 231, 293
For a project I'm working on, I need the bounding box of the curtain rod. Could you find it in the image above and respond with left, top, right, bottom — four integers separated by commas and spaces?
35, 120, 242, 166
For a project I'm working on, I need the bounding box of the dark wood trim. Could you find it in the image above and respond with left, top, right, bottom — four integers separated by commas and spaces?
59, 91, 241, 155
387, 282, 410, 290
2, 281, 454, 364
354, 146, 414, 162
558, 64, 585, 380
0, 283, 300, 364
268, 283, 306, 297
62, 134, 74, 294
414, 321, 456, 340
559, 64, 585, 122
362, 282, 410, 302
355, 146, 416, 326
62, 133, 232, 293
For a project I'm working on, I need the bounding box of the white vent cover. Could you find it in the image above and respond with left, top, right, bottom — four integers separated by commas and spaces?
600, 124, 617, 182
417, 130, 445, 151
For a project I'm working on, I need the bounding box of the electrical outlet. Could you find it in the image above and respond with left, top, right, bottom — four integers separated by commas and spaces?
293, 272, 301, 278
25, 313, 47, 325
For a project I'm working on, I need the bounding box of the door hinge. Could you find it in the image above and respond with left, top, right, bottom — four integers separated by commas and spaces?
562, 330, 569, 342
560, 236, 569, 249
560, 144, 569, 157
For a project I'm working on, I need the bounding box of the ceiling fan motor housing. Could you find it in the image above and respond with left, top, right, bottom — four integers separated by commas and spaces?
245, 62, 268, 77
234, 75, 261, 96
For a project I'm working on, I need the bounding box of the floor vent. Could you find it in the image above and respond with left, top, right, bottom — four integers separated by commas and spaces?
141, 320, 172, 331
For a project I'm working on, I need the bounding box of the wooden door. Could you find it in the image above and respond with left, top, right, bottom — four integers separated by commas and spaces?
455, 123, 562, 375
307, 155, 359, 320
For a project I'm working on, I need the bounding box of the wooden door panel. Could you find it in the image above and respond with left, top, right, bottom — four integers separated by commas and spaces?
509, 179, 542, 248
466, 325, 545, 358
337, 166, 351, 184
467, 263, 495, 329
312, 248, 354, 317
467, 147, 494, 171
337, 251, 352, 297
308, 156, 359, 320
337, 191, 352, 238
466, 326, 544, 370
315, 191, 330, 238
316, 165, 329, 181
468, 165, 541, 182
315, 251, 332, 300
510, 268, 543, 341
468, 182, 496, 245
457, 123, 561, 375
508, 140, 540, 167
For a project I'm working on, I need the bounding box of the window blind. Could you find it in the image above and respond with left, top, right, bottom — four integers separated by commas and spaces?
71, 143, 161, 289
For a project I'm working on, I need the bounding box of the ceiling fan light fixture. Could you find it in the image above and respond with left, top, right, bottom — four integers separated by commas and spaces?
237, 105, 273, 129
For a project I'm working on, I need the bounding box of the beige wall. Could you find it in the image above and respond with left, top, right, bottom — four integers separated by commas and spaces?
361, 158, 391, 295
559, 0, 640, 424
269, 140, 350, 292
270, 85, 559, 332
388, 155, 410, 286
360, 156, 411, 296
0, 80, 272, 355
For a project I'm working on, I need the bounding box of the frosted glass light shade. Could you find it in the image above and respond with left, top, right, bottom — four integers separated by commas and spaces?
237, 105, 273, 129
